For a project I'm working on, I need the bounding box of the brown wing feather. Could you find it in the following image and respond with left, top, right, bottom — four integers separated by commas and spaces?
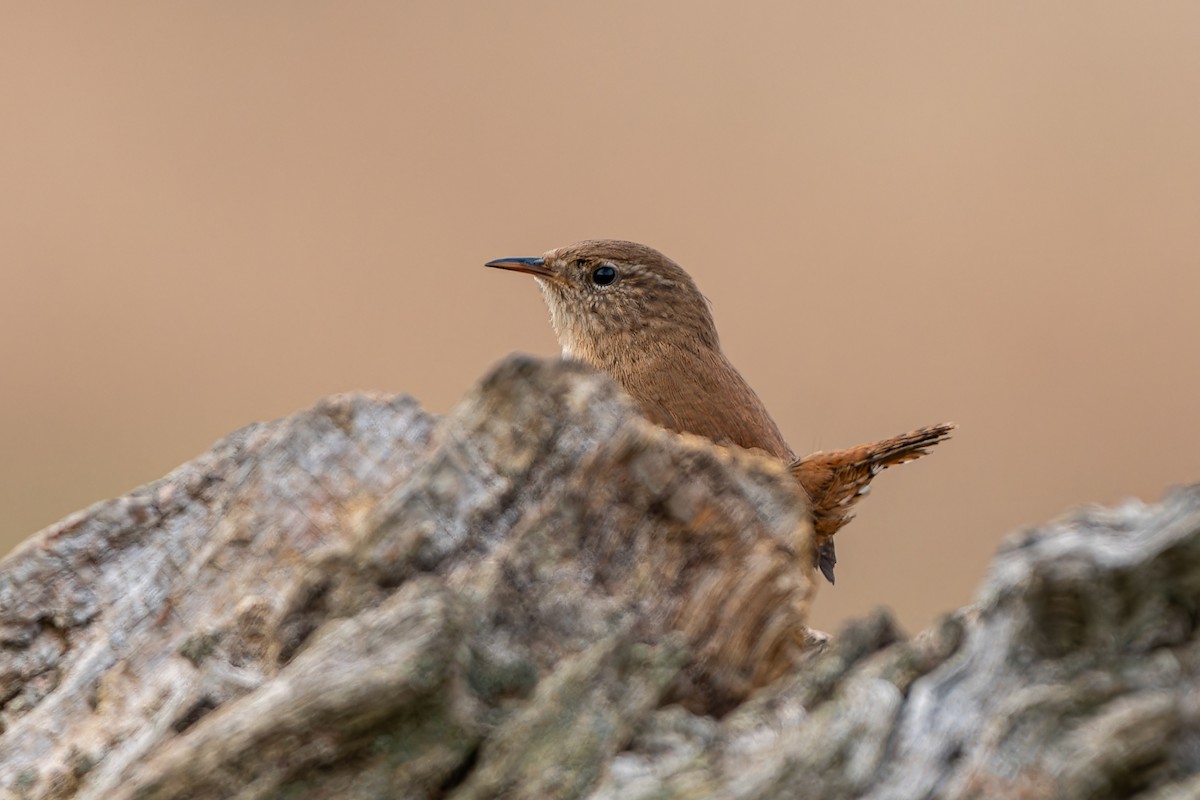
620, 348, 794, 461
789, 423, 956, 583
612, 343, 954, 587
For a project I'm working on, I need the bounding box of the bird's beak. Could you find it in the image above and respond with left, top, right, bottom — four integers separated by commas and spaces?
483, 256, 554, 279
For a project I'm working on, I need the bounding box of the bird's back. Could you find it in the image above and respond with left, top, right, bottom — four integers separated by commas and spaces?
614, 345, 794, 462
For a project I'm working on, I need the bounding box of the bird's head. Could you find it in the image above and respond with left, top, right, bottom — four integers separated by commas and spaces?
485, 239, 720, 362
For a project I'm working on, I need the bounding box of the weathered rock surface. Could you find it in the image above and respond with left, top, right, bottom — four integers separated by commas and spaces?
1, 355, 1197, 800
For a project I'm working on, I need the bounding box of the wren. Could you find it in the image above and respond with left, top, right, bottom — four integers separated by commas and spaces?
486, 239, 953, 583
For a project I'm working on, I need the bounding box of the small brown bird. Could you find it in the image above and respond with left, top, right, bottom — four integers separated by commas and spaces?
486, 240, 953, 583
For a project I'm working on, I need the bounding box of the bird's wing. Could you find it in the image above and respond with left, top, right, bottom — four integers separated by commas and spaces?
624, 348, 794, 462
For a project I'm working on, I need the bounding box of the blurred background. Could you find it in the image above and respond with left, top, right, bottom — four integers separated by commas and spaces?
2, 2, 1197, 634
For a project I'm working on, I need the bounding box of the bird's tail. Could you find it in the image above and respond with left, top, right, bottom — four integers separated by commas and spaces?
788, 422, 956, 584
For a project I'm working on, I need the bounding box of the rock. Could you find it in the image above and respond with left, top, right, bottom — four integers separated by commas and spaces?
0, 356, 814, 799
592, 489, 1200, 800
1, 355, 1197, 799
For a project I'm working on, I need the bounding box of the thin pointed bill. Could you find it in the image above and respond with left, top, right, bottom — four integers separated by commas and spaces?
483, 257, 554, 278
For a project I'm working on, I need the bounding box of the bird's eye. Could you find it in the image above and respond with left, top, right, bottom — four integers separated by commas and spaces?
591, 265, 617, 286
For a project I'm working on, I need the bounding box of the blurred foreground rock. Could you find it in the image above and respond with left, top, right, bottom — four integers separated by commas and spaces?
2, 356, 1198, 800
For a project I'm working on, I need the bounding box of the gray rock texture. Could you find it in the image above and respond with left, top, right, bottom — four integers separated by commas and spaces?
1, 355, 1197, 800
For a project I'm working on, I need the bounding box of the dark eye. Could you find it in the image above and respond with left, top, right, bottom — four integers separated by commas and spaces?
591, 265, 617, 286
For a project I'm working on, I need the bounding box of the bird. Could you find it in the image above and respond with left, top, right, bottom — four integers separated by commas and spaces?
485, 239, 954, 584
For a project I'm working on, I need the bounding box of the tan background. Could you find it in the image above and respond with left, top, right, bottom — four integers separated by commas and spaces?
2, 3, 1197, 634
